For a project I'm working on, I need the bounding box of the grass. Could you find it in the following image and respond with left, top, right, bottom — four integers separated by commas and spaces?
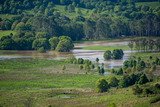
0, 30, 16, 38
83, 45, 130, 51
54, 5, 92, 19
0, 58, 159, 107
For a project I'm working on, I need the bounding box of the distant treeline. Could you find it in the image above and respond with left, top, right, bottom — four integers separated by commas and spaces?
0, 0, 160, 42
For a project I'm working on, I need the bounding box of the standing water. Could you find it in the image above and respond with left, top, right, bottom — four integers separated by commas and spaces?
0, 41, 133, 68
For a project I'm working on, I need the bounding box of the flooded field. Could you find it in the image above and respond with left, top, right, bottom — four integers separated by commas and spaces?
0, 40, 132, 68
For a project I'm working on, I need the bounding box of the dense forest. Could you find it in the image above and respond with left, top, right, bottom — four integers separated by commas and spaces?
0, 0, 160, 50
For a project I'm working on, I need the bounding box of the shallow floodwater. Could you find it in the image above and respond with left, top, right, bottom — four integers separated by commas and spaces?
0, 41, 133, 68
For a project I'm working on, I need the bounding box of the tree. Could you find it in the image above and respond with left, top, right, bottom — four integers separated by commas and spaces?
32, 38, 49, 50
96, 78, 109, 93
112, 49, 124, 59
96, 58, 99, 63
99, 67, 105, 75
49, 37, 59, 50
109, 77, 119, 87
117, 68, 123, 75
128, 41, 134, 51
56, 36, 74, 52
15, 22, 28, 31
138, 73, 149, 85
0, 35, 17, 50
103, 50, 112, 60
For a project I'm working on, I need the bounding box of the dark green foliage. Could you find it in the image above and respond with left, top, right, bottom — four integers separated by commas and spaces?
117, 68, 123, 75
0, 35, 17, 50
109, 77, 119, 87
77, 58, 84, 64
99, 67, 105, 75
56, 36, 74, 52
104, 49, 124, 60
119, 75, 130, 87
0, 0, 160, 51
111, 68, 123, 75
112, 49, 124, 59
49, 37, 59, 50
96, 78, 109, 93
32, 38, 49, 50
119, 73, 149, 88
138, 74, 149, 85
104, 50, 112, 60
96, 58, 99, 62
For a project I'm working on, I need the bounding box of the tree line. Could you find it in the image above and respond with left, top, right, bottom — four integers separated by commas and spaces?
0, 0, 160, 42
128, 38, 160, 52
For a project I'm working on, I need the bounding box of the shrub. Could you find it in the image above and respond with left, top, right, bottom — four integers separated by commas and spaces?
117, 68, 123, 75
37, 47, 46, 53
77, 58, 84, 64
109, 77, 119, 87
138, 73, 149, 85
96, 78, 109, 93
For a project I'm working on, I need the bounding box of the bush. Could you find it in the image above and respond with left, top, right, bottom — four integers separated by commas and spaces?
37, 47, 46, 53
96, 78, 109, 93
77, 58, 84, 64
138, 73, 149, 85
109, 77, 119, 87
117, 68, 123, 75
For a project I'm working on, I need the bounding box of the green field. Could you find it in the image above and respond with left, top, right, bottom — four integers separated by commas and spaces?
0, 58, 159, 107
83, 45, 130, 51
0, 30, 16, 38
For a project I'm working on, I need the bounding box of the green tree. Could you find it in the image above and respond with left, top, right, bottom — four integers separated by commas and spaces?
112, 49, 124, 59
109, 77, 119, 87
128, 41, 134, 51
96, 58, 99, 63
56, 36, 74, 52
49, 37, 59, 50
138, 73, 149, 85
32, 38, 49, 50
96, 78, 109, 93
103, 50, 112, 60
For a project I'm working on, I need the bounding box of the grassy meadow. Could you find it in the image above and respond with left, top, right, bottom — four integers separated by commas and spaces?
0, 56, 160, 107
